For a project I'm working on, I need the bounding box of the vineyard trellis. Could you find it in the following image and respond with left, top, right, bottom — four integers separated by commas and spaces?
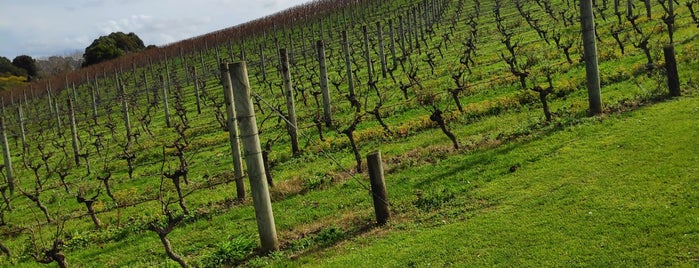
0, 0, 696, 265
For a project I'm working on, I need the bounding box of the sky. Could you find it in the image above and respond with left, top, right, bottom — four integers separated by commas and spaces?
0, 0, 310, 59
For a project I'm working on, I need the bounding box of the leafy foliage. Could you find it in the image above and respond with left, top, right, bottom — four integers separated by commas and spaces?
0, 56, 26, 77
82, 32, 146, 67
11, 55, 37, 81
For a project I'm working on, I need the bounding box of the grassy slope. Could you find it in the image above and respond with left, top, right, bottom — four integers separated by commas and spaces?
281, 94, 699, 267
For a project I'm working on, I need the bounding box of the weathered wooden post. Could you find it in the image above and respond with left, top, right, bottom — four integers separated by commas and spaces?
342, 31, 357, 99
259, 43, 267, 82
0, 113, 13, 194
317, 40, 333, 127
362, 25, 375, 83
664, 45, 681, 97
580, 0, 603, 115
54, 98, 62, 136
280, 49, 300, 155
67, 98, 81, 166
229, 61, 279, 253
367, 151, 390, 225
377, 21, 387, 79
117, 78, 132, 144
220, 63, 246, 201
17, 104, 26, 150
191, 66, 202, 114
90, 85, 99, 125
163, 55, 173, 128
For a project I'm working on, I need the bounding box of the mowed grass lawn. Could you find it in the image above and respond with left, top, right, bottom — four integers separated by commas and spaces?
278, 94, 699, 267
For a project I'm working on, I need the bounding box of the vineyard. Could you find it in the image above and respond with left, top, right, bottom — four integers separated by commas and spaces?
1, 0, 698, 266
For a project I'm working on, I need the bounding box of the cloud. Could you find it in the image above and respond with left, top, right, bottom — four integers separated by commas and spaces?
96, 14, 212, 46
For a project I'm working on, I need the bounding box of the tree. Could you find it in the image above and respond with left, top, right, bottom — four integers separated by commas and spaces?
0, 56, 26, 77
12, 55, 38, 81
82, 32, 146, 67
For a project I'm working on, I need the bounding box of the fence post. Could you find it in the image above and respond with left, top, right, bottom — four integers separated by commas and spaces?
220, 63, 246, 201
0, 115, 13, 194
192, 66, 202, 114
367, 151, 390, 225
664, 44, 681, 97
317, 40, 333, 127
580, 0, 603, 115
117, 77, 132, 144
377, 21, 387, 79
280, 49, 300, 155
229, 61, 279, 253
67, 98, 81, 166
163, 55, 172, 128
342, 30, 356, 99
17, 104, 26, 150
362, 25, 375, 83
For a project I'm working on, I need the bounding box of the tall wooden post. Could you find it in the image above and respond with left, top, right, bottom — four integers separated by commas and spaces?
317, 40, 333, 127
580, 0, 603, 115
342, 31, 356, 99
0, 115, 13, 194
221, 63, 246, 201
192, 66, 202, 114
377, 21, 387, 79
117, 78, 132, 144
363, 25, 374, 83
90, 85, 99, 125
280, 49, 300, 155
229, 61, 279, 253
17, 104, 26, 149
367, 151, 390, 225
67, 98, 81, 166
163, 56, 172, 128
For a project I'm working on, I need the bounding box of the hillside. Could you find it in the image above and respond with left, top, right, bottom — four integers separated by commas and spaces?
0, 0, 697, 266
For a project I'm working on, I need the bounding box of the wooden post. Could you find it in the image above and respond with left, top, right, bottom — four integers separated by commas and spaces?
67, 98, 81, 166
362, 25, 375, 83
280, 49, 300, 155
367, 151, 390, 225
54, 98, 62, 136
229, 61, 279, 253
399, 16, 407, 57
342, 31, 356, 99
377, 21, 387, 79
580, 0, 603, 115
317, 40, 333, 127
664, 44, 681, 97
90, 85, 98, 125
389, 19, 398, 72
259, 43, 267, 82
17, 104, 26, 149
0, 115, 13, 194
192, 66, 202, 114
117, 78, 132, 144
221, 63, 247, 201
163, 56, 172, 127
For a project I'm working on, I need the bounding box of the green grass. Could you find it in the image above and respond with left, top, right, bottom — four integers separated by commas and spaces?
277, 93, 699, 267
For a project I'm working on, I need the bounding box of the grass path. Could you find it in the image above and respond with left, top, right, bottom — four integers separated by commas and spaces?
278, 94, 699, 267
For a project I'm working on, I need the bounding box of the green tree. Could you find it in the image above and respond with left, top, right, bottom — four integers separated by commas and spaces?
12, 55, 38, 81
82, 32, 146, 67
0, 56, 26, 77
